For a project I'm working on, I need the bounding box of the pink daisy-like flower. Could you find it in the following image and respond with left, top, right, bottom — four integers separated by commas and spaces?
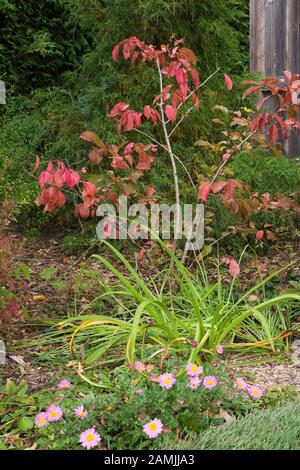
80, 428, 101, 450
216, 345, 223, 354
136, 388, 143, 395
186, 362, 203, 377
149, 374, 159, 383
134, 361, 145, 372
248, 385, 263, 399
143, 418, 163, 439
46, 404, 63, 422
74, 405, 88, 419
188, 376, 201, 390
57, 379, 72, 389
158, 372, 176, 389
235, 377, 248, 390
35, 412, 48, 428
203, 375, 218, 389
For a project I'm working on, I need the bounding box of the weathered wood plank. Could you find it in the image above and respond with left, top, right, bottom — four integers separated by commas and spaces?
250, 0, 300, 156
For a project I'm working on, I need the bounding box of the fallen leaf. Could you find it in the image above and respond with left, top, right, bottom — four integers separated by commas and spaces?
216, 408, 236, 423
32, 295, 47, 301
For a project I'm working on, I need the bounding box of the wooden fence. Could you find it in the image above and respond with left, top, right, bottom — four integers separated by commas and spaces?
250, 0, 300, 156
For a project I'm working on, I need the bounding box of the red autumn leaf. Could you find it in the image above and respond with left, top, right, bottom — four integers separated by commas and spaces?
33, 154, 40, 174
35, 187, 66, 213
74, 203, 91, 219
197, 182, 212, 202
223, 180, 236, 201
64, 169, 80, 189
88, 148, 103, 165
109, 102, 129, 118
242, 86, 261, 99
80, 131, 99, 143
224, 74, 233, 91
124, 142, 135, 155
136, 153, 154, 170
146, 187, 155, 197
53, 169, 65, 187
176, 47, 197, 65
38, 170, 53, 187
138, 249, 145, 261
82, 181, 97, 207
165, 104, 177, 122
222, 257, 240, 277
256, 230, 264, 241
211, 181, 227, 194
112, 44, 120, 62
112, 155, 129, 169
190, 91, 200, 108
189, 68, 200, 88
108, 190, 117, 204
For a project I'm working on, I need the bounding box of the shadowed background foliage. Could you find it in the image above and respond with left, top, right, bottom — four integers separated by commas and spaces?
0, 0, 299, 244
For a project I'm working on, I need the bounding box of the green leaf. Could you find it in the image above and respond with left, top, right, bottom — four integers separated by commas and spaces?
6, 379, 17, 395
15, 263, 31, 281
0, 439, 7, 450
39, 266, 58, 281
18, 416, 34, 431
51, 280, 67, 292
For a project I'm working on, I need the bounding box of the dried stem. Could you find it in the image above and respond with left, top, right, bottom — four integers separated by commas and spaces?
156, 58, 181, 250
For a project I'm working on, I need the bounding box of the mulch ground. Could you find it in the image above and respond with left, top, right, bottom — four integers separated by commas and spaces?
1, 232, 300, 393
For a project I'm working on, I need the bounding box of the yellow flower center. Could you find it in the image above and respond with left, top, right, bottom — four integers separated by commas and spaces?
207, 379, 213, 385
191, 365, 198, 372
86, 433, 95, 442
149, 423, 157, 431
39, 417, 45, 424
164, 378, 170, 385
50, 411, 57, 418
252, 389, 259, 395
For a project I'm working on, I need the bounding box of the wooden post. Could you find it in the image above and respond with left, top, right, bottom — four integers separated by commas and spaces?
250, 0, 300, 156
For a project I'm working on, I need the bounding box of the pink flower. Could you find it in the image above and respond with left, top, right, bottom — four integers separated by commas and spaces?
216, 345, 223, 355
149, 374, 159, 383
203, 375, 218, 389
46, 405, 63, 422
235, 377, 248, 390
136, 388, 143, 395
35, 412, 48, 428
57, 379, 72, 389
158, 373, 176, 389
134, 361, 145, 372
75, 405, 88, 419
248, 385, 263, 399
139, 413, 146, 420
186, 362, 203, 377
80, 428, 101, 450
188, 376, 201, 390
143, 418, 163, 439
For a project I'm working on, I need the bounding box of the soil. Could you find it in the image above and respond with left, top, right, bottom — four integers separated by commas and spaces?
1, 232, 300, 393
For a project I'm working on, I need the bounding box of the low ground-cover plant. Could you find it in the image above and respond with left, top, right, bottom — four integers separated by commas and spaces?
0, 357, 273, 450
